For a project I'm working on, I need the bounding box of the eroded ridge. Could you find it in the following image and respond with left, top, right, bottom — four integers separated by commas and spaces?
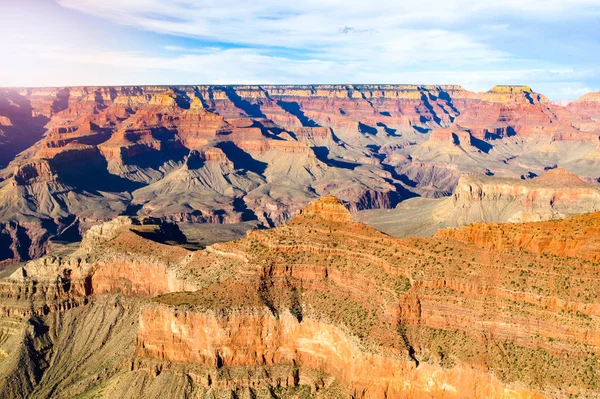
0, 197, 599, 397
3, 84, 600, 266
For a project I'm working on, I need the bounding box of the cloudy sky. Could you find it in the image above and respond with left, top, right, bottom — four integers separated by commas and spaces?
2, 0, 600, 99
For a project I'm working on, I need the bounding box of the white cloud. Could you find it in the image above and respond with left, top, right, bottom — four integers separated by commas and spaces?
56, 0, 519, 69
1, 41, 595, 99
55, 0, 589, 54
559, 86, 599, 97
56, 0, 600, 50
1, 0, 599, 100
51, 0, 600, 89
24, 45, 588, 94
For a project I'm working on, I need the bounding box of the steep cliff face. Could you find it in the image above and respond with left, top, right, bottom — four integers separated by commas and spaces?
437, 211, 600, 261
1, 84, 600, 266
568, 91, 600, 121
358, 167, 600, 238
1, 198, 599, 398
447, 167, 600, 223
0, 90, 49, 168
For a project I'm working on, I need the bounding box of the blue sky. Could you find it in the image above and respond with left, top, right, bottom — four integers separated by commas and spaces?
2, 0, 600, 99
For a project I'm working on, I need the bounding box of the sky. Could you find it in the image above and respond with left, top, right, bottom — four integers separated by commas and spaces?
1, 0, 600, 100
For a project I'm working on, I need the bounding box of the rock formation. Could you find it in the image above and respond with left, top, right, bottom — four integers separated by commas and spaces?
1, 84, 600, 266
0, 198, 599, 397
568, 91, 600, 121
357, 167, 600, 237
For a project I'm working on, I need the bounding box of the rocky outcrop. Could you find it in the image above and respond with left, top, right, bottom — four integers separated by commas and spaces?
2, 84, 600, 266
5, 216, 191, 299
296, 195, 353, 222
1, 198, 600, 396
448, 168, 600, 223
0, 90, 49, 168
568, 91, 600, 121
422, 126, 480, 154
359, 167, 600, 237
437, 211, 600, 261
137, 306, 546, 399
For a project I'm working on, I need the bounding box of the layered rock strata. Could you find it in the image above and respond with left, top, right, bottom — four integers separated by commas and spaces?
1, 84, 600, 266
0, 198, 599, 397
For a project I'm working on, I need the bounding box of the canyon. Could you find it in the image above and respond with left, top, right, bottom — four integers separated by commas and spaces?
2, 84, 600, 265
1, 84, 600, 398
0, 197, 599, 397
357, 167, 600, 237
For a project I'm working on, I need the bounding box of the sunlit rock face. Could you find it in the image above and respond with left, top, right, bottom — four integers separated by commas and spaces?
1, 197, 599, 397
568, 91, 600, 121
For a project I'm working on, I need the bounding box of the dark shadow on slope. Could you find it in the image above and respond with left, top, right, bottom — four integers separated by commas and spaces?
122, 128, 189, 171
366, 144, 386, 161
131, 221, 188, 245
56, 214, 81, 242
412, 125, 431, 134
521, 172, 538, 180
437, 89, 461, 116
53, 150, 145, 194
232, 197, 258, 221
395, 173, 418, 188
184, 150, 206, 170
380, 164, 420, 200
359, 89, 375, 109
419, 92, 442, 125
124, 145, 189, 171
486, 126, 517, 140
151, 126, 177, 141
524, 91, 535, 105
74, 124, 113, 146
358, 122, 377, 135
484, 130, 502, 140
174, 95, 190, 109
14, 223, 34, 262
121, 203, 143, 216
0, 91, 50, 168
277, 100, 320, 127
380, 111, 391, 117
329, 130, 346, 145
451, 133, 461, 146
470, 136, 493, 153
93, 90, 107, 110
192, 88, 212, 110
51, 88, 70, 114
366, 144, 381, 152
171, 87, 191, 109
278, 128, 297, 140
249, 120, 286, 140
0, 232, 13, 263
312, 146, 359, 170
376, 122, 399, 136
222, 86, 266, 118
216, 141, 268, 175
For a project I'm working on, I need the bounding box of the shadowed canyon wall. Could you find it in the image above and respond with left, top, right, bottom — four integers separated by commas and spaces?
2, 84, 600, 265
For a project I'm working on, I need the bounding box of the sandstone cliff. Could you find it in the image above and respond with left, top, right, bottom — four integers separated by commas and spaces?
358, 167, 600, 237
0, 198, 599, 397
1, 84, 600, 266
568, 91, 600, 121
